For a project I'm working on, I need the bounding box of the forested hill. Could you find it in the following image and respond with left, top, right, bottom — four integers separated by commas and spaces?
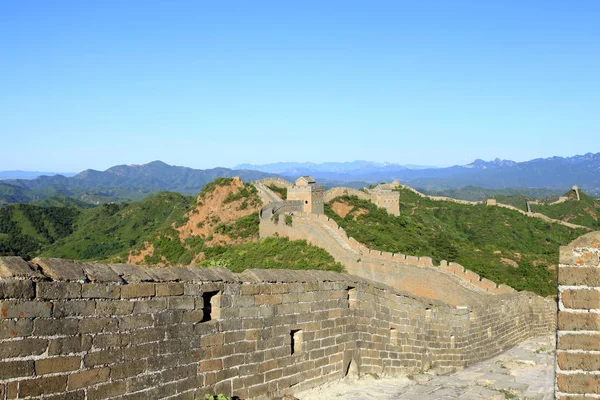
0, 161, 278, 206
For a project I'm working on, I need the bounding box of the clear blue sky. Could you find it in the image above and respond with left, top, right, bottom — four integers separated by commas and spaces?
1, 1, 598, 172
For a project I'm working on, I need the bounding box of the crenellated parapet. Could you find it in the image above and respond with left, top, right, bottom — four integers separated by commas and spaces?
0, 256, 555, 399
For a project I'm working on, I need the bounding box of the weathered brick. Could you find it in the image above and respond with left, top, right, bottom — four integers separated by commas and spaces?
132, 297, 166, 313
0, 256, 44, 279
559, 267, 600, 286
53, 300, 96, 317
558, 352, 600, 371
87, 381, 127, 400
49, 336, 92, 355
81, 262, 123, 283
35, 356, 81, 375
34, 318, 79, 336
95, 299, 134, 315
33, 257, 86, 281
19, 375, 67, 397
0, 338, 47, 358
82, 283, 120, 299
562, 289, 600, 309
559, 333, 600, 351
84, 348, 123, 367
557, 373, 600, 394
0, 280, 35, 299
111, 359, 148, 380
130, 327, 164, 343
37, 282, 82, 299
0, 360, 34, 379
200, 333, 224, 347
67, 367, 110, 390
199, 359, 222, 372
156, 282, 184, 296
168, 296, 194, 309
0, 318, 33, 339
0, 299, 52, 318
558, 311, 600, 331
79, 317, 118, 334
119, 314, 154, 330
120, 283, 155, 298
93, 333, 130, 349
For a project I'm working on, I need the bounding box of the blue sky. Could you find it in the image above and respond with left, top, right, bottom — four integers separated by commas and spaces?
1, 1, 599, 172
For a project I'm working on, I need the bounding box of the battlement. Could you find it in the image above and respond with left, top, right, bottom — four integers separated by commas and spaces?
0, 256, 555, 399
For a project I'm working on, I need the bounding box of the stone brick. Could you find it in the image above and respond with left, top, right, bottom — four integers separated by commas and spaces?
87, 381, 127, 400
53, 300, 96, 317
0, 360, 34, 379
19, 375, 67, 397
118, 314, 154, 330
82, 283, 120, 299
0, 318, 33, 339
156, 282, 185, 296
84, 348, 123, 367
93, 333, 129, 349
120, 283, 155, 298
0, 280, 35, 299
79, 317, 118, 334
132, 297, 166, 313
37, 282, 82, 299
49, 336, 92, 355
33, 257, 87, 281
0, 338, 47, 358
558, 311, 600, 331
35, 356, 81, 375
0, 299, 52, 318
199, 359, 223, 372
34, 318, 79, 336
67, 367, 110, 390
562, 289, 600, 309
557, 373, 600, 394
111, 359, 148, 380
559, 333, 600, 351
558, 352, 600, 371
0, 256, 44, 279
109, 263, 154, 283
168, 296, 195, 309
95, 299, 134, 315
200, 333, 224, 347
559, 267, 600, 286
81, 262, 123, 283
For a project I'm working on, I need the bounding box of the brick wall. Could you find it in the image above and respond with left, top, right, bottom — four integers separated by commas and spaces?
0, 256, 555, 400
556, 231, 600, 399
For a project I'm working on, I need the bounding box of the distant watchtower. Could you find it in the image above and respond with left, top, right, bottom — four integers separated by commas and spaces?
369, 182, 400, 216
287, 176, 324, 214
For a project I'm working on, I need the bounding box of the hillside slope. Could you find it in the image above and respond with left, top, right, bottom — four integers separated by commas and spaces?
326, 189, 587, 295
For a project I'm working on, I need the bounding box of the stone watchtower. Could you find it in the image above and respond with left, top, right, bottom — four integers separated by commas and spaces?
287, 176, 324, 214
369, 182, 400, 216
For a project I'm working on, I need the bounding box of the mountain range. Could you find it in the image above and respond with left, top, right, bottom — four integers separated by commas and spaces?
0, 161, 276, 206
1, 153, 599, 207
238, 153, 600, 194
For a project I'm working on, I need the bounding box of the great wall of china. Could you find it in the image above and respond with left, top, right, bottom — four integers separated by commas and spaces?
1, 177, 598, 399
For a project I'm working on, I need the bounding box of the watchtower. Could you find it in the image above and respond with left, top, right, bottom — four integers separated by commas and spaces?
369, 183, 400, 216
287, 176, 325, 214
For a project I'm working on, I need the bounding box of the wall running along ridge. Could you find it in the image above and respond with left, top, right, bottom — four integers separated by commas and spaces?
556, 231, 600, 399
0, 256, 554, 400
260, 210, 517, 305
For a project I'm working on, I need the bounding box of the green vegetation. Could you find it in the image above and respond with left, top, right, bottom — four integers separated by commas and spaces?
421, 186, 564, 204
199, 178, 234, 197
284, 215, 293, 226
198, 237, 344, 273
214, 213, 259, 239
326, 190, 587, 296
266, 184, 287, 200
41, 192, 194, 261
223, 182, 261, 210
531, 190, 600, 229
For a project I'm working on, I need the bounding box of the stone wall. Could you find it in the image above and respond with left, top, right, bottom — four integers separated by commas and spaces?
324, 188, 371, 203
556, 231, 600, 399
0, 256, 555, 400
260, 211, 518, 305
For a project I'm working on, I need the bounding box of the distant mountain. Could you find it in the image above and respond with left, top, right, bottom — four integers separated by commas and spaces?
0, 170, 77, 180
238, 153, 600, 195
0, 161, 277, 206
235, 160, 437, 180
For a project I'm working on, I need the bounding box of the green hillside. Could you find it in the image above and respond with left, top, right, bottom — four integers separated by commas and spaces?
326, 189, 587, 296
529, 190, 600, 229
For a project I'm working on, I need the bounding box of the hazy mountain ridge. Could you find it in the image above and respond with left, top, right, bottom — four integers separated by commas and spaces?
239, 153, 600, 194
0, 161, 278, 206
